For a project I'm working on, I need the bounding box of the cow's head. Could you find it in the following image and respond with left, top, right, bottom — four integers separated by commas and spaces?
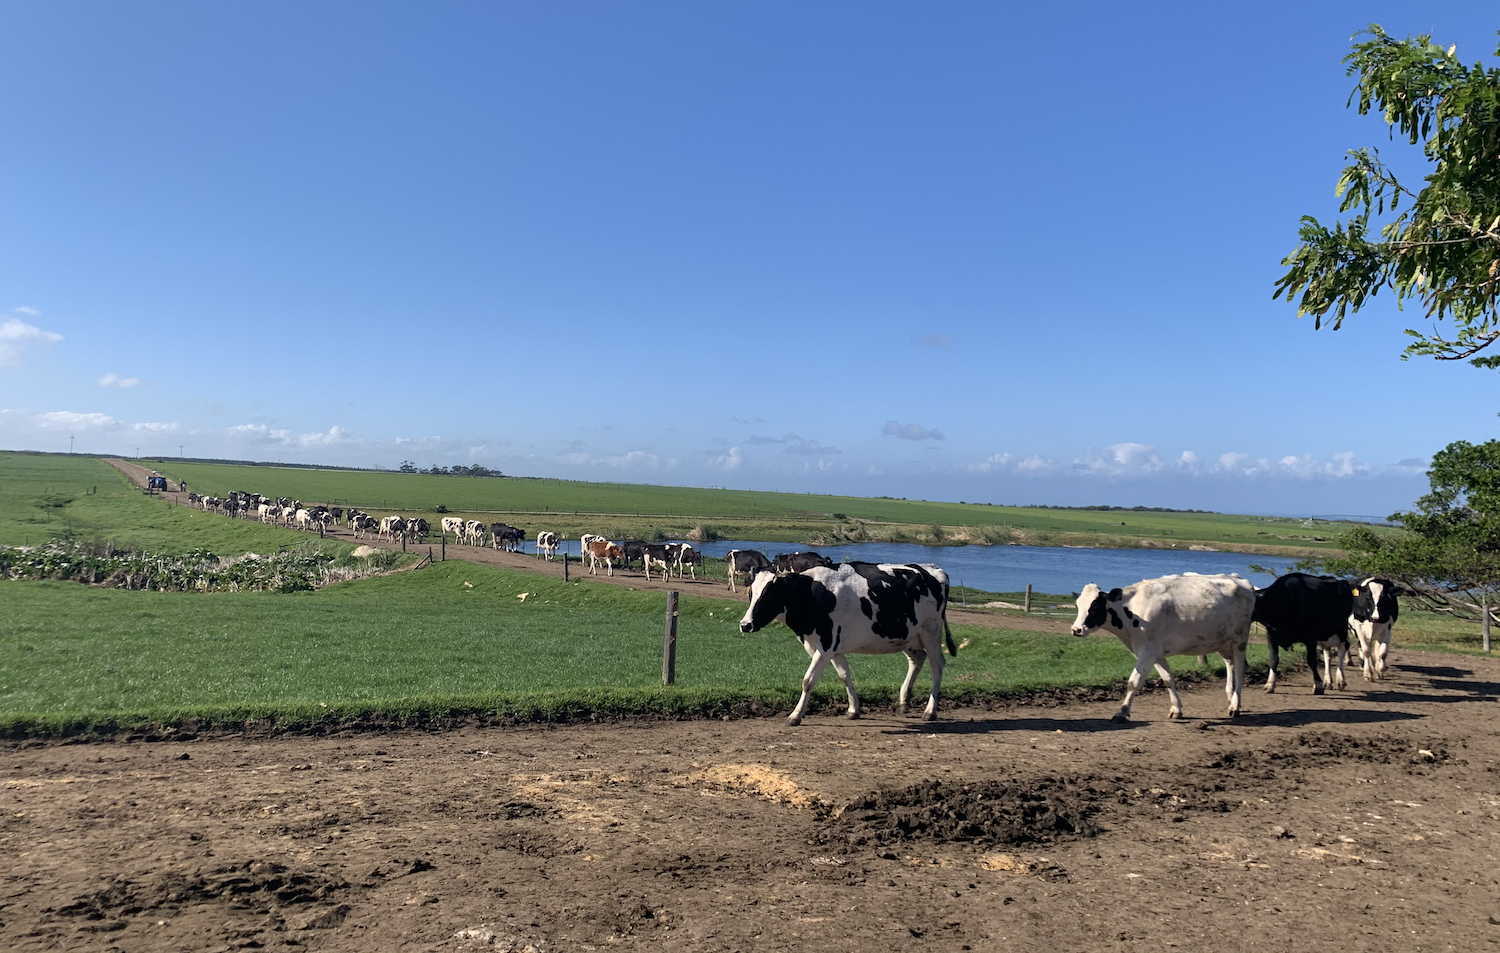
1071, 584, 1124, 636
1353, 577, 1399, 623
739, 571, 785, 632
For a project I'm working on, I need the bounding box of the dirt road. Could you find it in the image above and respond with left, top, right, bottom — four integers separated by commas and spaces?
4, 655, 1498, 952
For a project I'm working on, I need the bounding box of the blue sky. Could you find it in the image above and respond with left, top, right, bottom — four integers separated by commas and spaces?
2, 2, 1496, 517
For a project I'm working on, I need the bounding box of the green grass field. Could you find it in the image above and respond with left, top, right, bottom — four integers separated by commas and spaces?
137, 455, 1369, 553
0, 452, 351, 556
0, 559, 1260, 735
0, 449, 1482, 736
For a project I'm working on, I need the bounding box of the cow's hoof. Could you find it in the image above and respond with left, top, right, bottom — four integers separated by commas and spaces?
1167, 710, 1182, 720
1313, 684, 1326, 696
845, 711, 861, 720
1263, 686, 1276, 694
786, 716, 803, 727
1226, 709, 1240, 719
1110, 713, 1129, 724
922, 711, 937, 723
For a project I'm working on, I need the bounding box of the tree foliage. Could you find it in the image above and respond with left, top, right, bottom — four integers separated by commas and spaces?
1327, 440, 1500, 621
1274, 25, 1500, 367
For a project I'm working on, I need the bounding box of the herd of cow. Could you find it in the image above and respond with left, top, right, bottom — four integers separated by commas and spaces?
178, 484, 1402, 731
736, 560, 1400, 728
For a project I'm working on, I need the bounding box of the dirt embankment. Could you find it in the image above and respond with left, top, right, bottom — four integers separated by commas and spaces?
3, 653, 1498, 952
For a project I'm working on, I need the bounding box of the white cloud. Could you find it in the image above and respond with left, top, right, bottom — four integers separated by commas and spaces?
14, 306, 39, 316
963, 442, 1393, 483
747, 432, 841, 455
37, 410, 116, 429
882, 420, 945, 441
0, 318, 63, 366
98, 372, 141, 389
710, 446, 744, 471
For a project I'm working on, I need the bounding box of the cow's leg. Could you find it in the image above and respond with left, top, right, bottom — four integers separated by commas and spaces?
899, 650, 927, 714
1264, 640, 1280, 693
922, 645, 945, 721
1306, 641, 1325, 695
1224, 644, 1246, 717
1114, 652, 1155, 722
1375, 627, 1391, 678
1331, 640, 1348, 690
1153, 661, 1183, 719
830, 655, 860, 719
789, 650, 834, 726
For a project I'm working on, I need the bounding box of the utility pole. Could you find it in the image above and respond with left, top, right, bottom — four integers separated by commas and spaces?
69, 435, 74, 454
179, 445, 184, 458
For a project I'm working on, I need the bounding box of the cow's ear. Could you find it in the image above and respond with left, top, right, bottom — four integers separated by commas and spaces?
1107, 588, 1123, 601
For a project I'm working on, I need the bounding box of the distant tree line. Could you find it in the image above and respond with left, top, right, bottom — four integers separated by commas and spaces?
1026, 504, 1217, 514
397, 461, 504, 478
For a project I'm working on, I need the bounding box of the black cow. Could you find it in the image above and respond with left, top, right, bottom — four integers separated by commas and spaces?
738, 561, 957, 725
1252, 573, 1355, 694
726, 549, 774, 592
612, 539, 649, 569
773, 551, 835, 573
489, 523, 525, 552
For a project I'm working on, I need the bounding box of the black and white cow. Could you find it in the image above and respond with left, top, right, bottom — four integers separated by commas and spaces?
726, 549, 774, 592
1350, 577, 1400, 681
490, 523, 524, 552
643, 543, 677, 581
774, 551, 835, 573
536, 531, 560, 560
1252, 573, 1357, 694
672, 543, 702, 579
1071, 573, 1256, 722
406, 517, 430, 542
739, 561, 957, 725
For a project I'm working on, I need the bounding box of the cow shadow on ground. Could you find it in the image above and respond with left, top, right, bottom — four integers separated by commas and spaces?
887, 716, 1144, 736
1358, 683, 1499, 705
1397, 663, 1472, 679
1229, 707, 1424, 728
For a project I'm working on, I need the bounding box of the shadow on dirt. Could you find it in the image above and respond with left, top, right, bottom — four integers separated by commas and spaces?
1230, 707, 1423, 728
1398, 664, 1472, 679
1361, 686, 1498, 705
890, 716, 1144, 736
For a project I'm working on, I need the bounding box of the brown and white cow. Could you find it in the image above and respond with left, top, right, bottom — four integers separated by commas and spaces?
586, 538, 623, 576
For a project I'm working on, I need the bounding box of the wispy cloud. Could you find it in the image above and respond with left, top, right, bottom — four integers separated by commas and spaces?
964, 442, 1414, 482
0, 318, 63, 366
14, 306, 39, 317
747, 432, 841, 455
882, 420, 945, 441
98, 372, 141, 389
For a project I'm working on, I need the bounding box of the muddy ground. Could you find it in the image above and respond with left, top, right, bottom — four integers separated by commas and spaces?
4, 653, 1500, 953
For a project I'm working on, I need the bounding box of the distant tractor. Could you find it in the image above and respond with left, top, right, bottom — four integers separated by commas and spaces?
146, 475, 168, 493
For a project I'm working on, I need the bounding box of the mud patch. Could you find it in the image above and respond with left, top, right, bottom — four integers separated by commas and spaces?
1207, 732, 1456, 776
678, 763, 820, 809
821, 777, 1103, 848
52, 860, 350, 920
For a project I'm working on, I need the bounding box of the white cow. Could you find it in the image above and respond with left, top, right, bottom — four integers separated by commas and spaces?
1071, 573, 1255, 722
441, 516, 465, 541
295, 508, 315, 531
379, 515, 406, 542
464, 520, 486, 547
739, 562, 956, 725
1351, 577, 1400, 681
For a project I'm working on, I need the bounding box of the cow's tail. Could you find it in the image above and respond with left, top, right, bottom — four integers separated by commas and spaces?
942, 576, 958, 657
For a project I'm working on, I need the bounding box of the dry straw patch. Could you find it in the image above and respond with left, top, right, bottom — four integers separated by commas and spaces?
677, 763, 820, 809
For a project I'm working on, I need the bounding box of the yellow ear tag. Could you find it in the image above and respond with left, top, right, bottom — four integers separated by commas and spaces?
1352, 588, 1360, 596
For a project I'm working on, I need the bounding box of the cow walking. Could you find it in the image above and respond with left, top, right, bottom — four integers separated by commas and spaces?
1253, 573, 1356, 694
739, 562, 956, 725
726, 549, 773, 592
1071, 573, 1255, 722
1350, 577, 1400, 682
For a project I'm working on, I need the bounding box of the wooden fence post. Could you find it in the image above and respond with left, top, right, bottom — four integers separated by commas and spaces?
563, 552, 569, 582
441, 533, 446, 561
1024, 584, 1032, 614
663, 590, 679, 685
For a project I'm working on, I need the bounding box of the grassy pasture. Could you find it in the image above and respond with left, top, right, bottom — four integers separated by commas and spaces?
0, 559, 1263, 735
141, 456, 1365, 553
0, 452, 350, 556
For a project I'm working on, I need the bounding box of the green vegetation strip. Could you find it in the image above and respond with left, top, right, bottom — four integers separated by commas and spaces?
0, 560, 1276, 738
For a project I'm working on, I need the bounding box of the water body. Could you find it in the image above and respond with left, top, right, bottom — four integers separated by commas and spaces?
542, 536, 1282, 596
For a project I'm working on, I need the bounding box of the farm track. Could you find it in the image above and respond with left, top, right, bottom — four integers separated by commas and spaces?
3, 656, 1498, 952
105, 458, 1069, 633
